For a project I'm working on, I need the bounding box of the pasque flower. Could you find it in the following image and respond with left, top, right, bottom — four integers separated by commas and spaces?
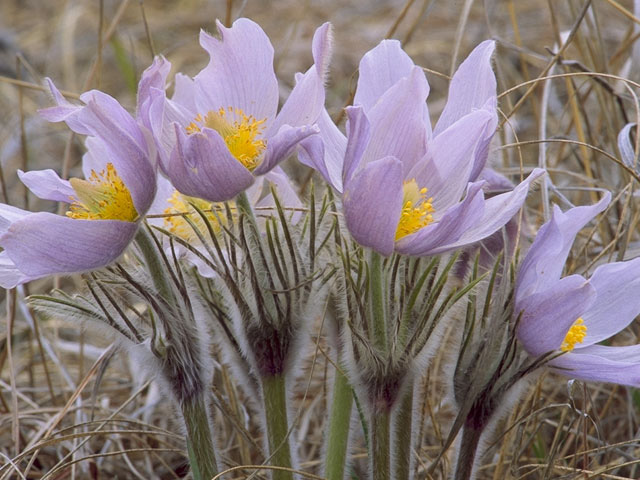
0, 82, 156, 288
515, 192, 640, 386
303, 39, 543, 256
137, 18, 332, 203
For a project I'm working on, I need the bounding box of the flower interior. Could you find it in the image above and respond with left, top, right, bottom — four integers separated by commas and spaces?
560, 318, 587, 352
395, 179, 435, 240
67, 163, 138, 222
186, 107, 267, 171
163, 190, 228, 242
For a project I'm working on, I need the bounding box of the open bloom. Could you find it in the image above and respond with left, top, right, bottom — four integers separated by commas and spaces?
515, 192, 640, 386
0, 83, 156, 288
302, 39, 543, 256
137, 18, 332, 203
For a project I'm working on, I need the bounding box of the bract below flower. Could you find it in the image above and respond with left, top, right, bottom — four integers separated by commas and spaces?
0, 83, 156, 288
137, 18, 332, 203
515, 193, 640, 387
149, 166, 302, 278
301, 38, 544, 256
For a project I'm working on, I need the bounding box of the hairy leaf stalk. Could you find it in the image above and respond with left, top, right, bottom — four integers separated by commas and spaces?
325, 365, 354, 480
262, 374, 294, 480
134, 227, 218, 479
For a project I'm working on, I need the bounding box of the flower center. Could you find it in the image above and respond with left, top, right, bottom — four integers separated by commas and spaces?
163, 190, 228, 243
395, 179, 435, 240
66, 163, 138, 222
186, 107, 267, 171
560, 318, 587, 352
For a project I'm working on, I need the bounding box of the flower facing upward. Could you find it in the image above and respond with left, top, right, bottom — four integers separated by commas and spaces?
301, 38, 544, 256
0, 81, 156, 288
515, 192, 640, 387
136, 18, 333, 203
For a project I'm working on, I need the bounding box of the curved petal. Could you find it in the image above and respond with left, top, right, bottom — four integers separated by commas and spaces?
434, 40, 497, 135
343, 156, 403, 256
354, 39, 422, 113
147, 87, 193, 169
579, 257, 640, 346
254, 124, 319, 175
172, 73, 197, 113
195, 18, 278, 123
18, 169, 75, 203
550, 348, 640, 387
72, 94, 157, 214
0, 204, 31, 233
137, 56, 171, 119
38, 78, 91, 135
167, 125, 254, 202
516, 192, 611, 300
0, 212, 138, 277
432, 168, 544, 252
395, 181, 485, 256
298, 109, 346, 192
516, 274, 595, 357
468, 97, 498, 182
0, 251, 34, 288
362, 66, 429, 174
343, 106, 371, 185
408, 109, 493, 213
268, 22, 333, 135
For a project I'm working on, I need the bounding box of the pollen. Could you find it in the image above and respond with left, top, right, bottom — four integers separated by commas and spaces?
66, 163, 138, 222
560, 318, 587, 352
395, 179, 435, 240
186, 107, 266, 172
163, 190, 228, 242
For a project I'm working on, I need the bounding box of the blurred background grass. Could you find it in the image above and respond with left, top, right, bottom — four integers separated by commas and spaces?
1, 0, 640, 478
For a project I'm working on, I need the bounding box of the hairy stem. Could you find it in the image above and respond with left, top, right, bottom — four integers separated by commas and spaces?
393, 382, 414, 480
371, 408, 391, 480
135, 227, 218, 478
454, 423, 483, 480
182, 395, 218, 480
369, 251, 388, 353
262, 374, 294, 480
325, 365, 354, 480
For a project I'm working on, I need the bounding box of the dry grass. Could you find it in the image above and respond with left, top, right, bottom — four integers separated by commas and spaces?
2, 0, 640, 478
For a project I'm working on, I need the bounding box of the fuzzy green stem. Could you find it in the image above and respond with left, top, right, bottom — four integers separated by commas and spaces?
453, 423, 483, 480
325, 365, 354, 480
393, 382, 414, 480
261, 374, 294, 480
182, 395, 218, 480
135, 226, 174, 301
236, 190, 259, 230
371, 408, 391, 480
135, 227, 218, 479
369, 251, 387, 353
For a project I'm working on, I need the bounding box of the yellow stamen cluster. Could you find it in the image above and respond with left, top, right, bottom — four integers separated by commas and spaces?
163, 190, 229, 243
186, 107, 266, 171
395, 179, 435, 240
66, 163, 138, 222
560, 318, 587, 352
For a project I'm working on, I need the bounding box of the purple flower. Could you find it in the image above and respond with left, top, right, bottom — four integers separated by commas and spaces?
302, 39, 544, 256
137, 18, 332, 203
0, 83, 156, 288
515, 192, 640, 387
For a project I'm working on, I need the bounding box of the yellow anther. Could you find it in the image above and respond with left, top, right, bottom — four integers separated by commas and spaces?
560, 318, 587, 352
163, 190, 229, 243
66, 163, 138, 222
395, 179, 435, 240
185, 107, 266, 171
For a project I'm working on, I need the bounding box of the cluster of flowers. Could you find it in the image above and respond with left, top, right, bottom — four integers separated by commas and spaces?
2, 16, 640, 479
